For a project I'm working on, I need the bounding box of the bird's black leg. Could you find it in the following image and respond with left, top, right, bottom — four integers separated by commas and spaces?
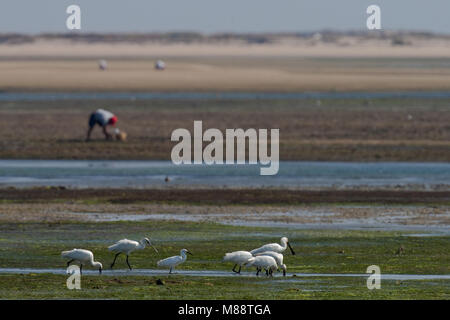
237, 265, 241, 274
232, 264, 238, 273
66, 259, 74, 267
265, 269, 269, 276
79, 264, 83, 275
169, 267, 172, 274
126, 255, 132, 270
110, 253, 120, 269
256, 268, 260, 276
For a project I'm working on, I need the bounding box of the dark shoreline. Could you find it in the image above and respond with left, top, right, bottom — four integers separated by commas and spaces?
1, 188, 449, 205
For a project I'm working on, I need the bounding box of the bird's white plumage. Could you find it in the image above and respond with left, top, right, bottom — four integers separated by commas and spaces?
255, 251, 287, 275
157, 249, 190, 270
223, 251, 253, 265
255, 251, 283, 267
61, 248, 102, 270
62, 248, 94, 262
108, 237, 157, 270
109, 239, 141, 254
157, 255, 183, 267
108, 238, 156, 254
245, 256, 278, 272
250, 237, 292, 255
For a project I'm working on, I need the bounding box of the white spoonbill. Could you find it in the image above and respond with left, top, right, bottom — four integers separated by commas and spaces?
61, 249, 102, 274
157, 249, 192, 274
223, 251, 253, 274
108, 237, 158, 270
255, 251, 287, 276
250, 237, 295, 256
245, 256, 277, 277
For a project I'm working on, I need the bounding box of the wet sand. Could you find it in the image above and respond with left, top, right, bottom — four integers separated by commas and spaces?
0, 200, 448, 229
0, 99, 449, 161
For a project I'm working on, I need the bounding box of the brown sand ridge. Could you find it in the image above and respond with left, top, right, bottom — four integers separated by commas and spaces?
0, 188, 448, 205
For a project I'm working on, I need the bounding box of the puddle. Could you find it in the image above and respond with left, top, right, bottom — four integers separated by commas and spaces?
4, 91, 450, 102
294, 273, 450, 280
402, 233, 448, 237
0, 268, 448, 280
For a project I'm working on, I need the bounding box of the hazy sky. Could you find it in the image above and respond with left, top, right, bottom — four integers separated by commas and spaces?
1, 0, 449, 34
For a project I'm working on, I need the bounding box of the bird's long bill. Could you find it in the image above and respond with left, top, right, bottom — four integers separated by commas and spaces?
151, 245, 159, 253
187, 251, 193, 255
287, 242, 296, 255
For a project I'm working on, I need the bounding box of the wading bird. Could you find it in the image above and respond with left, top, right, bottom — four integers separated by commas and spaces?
223, 251, 253, 274
245, 256, 278, 277
157, 249, 192, 274
61, 249, 102, 275
250, 237, 295, 255
108, 238, 158, 270
255, 251, 287, 276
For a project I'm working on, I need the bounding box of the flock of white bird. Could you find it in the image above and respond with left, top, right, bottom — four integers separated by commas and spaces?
61, 236, 294, 277
223, 237, 295, 277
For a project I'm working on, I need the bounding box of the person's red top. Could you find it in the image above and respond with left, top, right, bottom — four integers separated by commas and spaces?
109, 116, 118, 125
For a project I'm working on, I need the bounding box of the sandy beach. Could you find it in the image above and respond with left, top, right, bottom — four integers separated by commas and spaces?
1, 36, 450, 92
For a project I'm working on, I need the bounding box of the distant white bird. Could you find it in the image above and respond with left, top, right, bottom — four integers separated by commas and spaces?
157, 249, 192, 274
255, 251, 287, 276
223, 251, 253, 274
108, 237, 158, 270
250, 237, 295, 256
245, 256, 278, 277
61, 249, 102, 274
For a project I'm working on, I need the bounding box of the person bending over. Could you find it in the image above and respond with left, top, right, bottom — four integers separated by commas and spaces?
86, 109, 117, 141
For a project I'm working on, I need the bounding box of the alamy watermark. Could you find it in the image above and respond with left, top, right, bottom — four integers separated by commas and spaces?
171, 121, 279, 175
66, 265, 81, 290
66, 5, 81, 30
366, 265, 381, 289
367, 5, 381, 30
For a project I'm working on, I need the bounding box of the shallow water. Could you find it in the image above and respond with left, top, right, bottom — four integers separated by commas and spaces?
2, 91, 450, 101
0, 268, 448, 280
71, 212, 450, 233
402, 233, 448, 237
0, 160, 448, 189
